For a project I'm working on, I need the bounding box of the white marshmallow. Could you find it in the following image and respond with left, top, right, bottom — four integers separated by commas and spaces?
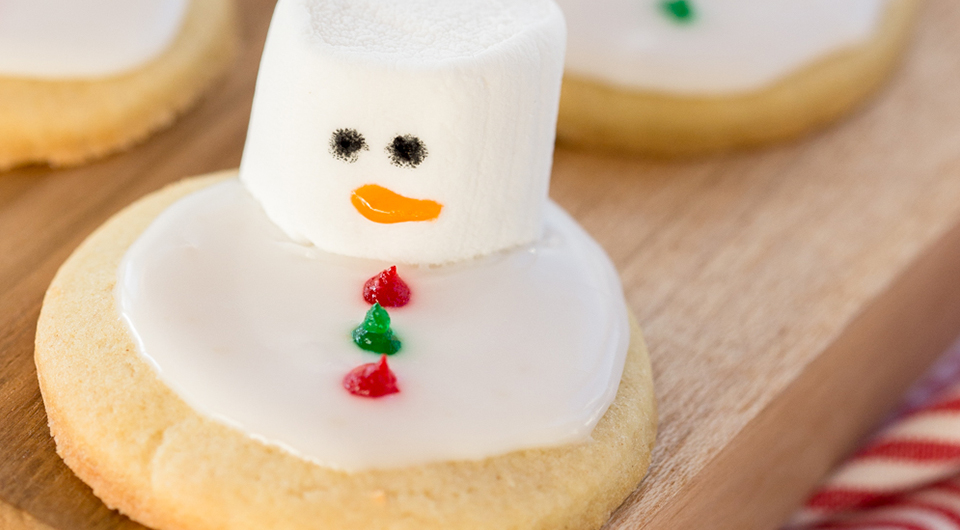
554, 0, 888, 95
239, 0, 566, 265
0, 0, 188, 78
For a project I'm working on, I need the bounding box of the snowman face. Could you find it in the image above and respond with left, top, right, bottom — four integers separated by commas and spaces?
239, 56, 550, 265
328, 129, 442, 225
238, 0, 565, 265
556, 0, 888, 94
262, 62, 485, 261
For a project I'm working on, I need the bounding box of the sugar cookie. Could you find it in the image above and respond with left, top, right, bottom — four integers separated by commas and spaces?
555, 0, 921, 156
0, 0, 237, 171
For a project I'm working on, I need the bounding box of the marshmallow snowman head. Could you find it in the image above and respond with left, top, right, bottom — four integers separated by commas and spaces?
239, 0, 566, 265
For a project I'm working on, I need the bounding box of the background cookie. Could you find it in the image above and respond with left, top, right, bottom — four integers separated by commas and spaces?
35, 173, 658, 530
0, 0, 237, 171
557, 0, 921, 157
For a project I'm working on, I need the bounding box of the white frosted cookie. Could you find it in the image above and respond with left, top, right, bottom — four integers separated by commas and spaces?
554, 0, 921, 157
35, 1, 658, 528
0, 0, 237, 171
35, 172, 657, 530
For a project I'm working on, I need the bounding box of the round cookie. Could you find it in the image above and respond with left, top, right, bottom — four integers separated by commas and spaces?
0, 0, 237, 171
556, 0, 921, 157
35, 172, 657, 530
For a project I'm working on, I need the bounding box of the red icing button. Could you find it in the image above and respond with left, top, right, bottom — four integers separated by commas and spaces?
363, 266, 411, 307
343, 355, 399, 398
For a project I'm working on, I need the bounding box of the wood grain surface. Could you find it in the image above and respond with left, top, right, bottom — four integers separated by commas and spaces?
1, 1, 960, 529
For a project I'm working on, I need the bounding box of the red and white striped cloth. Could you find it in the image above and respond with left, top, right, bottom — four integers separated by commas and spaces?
788, 339, 960, 530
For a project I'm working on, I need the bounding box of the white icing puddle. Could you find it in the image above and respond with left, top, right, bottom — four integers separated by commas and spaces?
557, 0, 888, 94
118, 179, 629, 471
0, 0, 188, 78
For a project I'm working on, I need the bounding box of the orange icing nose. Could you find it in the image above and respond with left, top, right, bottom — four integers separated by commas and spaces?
351, 184, 443, 224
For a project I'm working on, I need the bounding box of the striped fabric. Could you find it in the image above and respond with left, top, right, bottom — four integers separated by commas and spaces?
788, 342, 960, 530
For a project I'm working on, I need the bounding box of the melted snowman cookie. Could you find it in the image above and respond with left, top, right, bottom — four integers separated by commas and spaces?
34, 1, 657, 528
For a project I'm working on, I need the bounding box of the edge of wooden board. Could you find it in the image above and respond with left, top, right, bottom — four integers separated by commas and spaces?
608, 204, 960, 530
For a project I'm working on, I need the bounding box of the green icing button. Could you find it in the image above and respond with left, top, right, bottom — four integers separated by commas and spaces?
661, 0, 695, 23
353, 303, 402, 355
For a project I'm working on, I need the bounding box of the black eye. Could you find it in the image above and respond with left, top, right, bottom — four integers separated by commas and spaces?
330, 128, 368, 163
386, 135, 428, 168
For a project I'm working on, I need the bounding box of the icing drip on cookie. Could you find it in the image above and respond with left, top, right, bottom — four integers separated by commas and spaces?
0, 0, 188, 79
352, 303, 402, 355
117, 179, 630, 471
555, 0, 889, 95
343, 356, 400, 398
363, 266, 412, 308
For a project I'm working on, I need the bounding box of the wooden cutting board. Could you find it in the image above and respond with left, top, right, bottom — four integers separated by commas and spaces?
2, 1, 960, 529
